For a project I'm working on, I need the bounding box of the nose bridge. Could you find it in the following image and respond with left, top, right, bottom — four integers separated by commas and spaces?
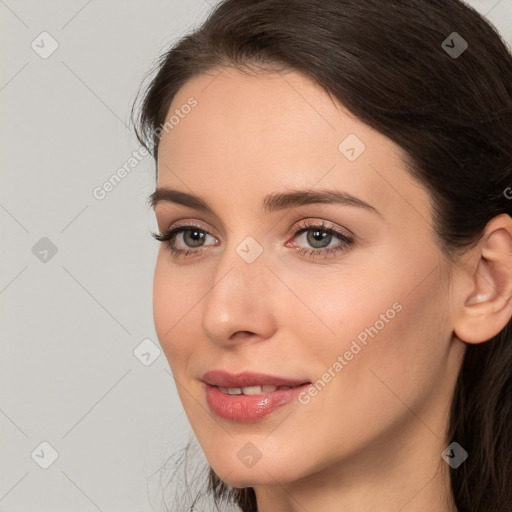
201, 233, 277, 344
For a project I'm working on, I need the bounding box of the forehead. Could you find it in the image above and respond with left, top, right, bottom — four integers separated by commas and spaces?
161, 67, 366, 159
156, 67, 431, 225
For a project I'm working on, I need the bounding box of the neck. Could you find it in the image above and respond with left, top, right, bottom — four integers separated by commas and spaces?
254, 424, 458, 512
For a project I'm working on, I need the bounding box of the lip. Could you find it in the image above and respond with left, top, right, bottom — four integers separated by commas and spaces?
201, 370, 311, 422
201, 370, 309, 388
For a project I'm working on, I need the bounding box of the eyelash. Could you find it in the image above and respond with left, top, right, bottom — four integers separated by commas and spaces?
151, 220, 354, 260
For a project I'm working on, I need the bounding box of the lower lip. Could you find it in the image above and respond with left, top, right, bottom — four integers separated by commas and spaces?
204, 383, 310, 422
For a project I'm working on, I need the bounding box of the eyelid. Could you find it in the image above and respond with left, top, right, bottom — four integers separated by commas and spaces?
158, 217, 352, 240
152, 221, 219, 254
155, 210, 227, 239
157, 217, 213, 233
153, 217, 355, 261
286, 218, 355, 241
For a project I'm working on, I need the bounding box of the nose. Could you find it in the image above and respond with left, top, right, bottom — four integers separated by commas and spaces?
201, 238, 278, 347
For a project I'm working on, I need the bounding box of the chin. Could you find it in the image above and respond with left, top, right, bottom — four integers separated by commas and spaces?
209, 455, 308, 488
218, 471, 279, 489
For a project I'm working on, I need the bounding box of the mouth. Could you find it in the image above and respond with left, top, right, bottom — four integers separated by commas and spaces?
215, 383, 306, 395
201, 370, 312, 422
201, 369, 310, 388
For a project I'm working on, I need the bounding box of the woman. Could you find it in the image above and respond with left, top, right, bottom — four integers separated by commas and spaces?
132, 0, 512, 510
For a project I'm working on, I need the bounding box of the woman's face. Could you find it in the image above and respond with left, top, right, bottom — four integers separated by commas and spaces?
152, 67, 465, 489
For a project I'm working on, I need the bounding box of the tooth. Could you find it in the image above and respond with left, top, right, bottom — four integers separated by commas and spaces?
241, 385, 263, 395
218, 385, 292, 395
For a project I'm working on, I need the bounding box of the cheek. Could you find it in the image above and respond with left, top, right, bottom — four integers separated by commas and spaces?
361, 274, 452, 403
277, 258, 405, 359
302, 264, 451, 441
291, 248, 449, 392
152, 255, 198, 368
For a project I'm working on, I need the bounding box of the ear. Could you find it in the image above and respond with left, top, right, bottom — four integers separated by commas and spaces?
453, 213, 512, 344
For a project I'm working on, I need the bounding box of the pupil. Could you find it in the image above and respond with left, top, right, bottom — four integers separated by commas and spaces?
308, 230, 331, 248
186, 230, 204, 247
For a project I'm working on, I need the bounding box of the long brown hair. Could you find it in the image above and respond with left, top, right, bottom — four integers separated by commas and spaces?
132, 1, 512, 510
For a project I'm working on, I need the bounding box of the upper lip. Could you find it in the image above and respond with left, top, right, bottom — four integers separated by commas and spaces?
201, 370, 310, 388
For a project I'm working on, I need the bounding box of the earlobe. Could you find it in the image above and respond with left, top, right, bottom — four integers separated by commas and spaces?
454, 213, 512, 344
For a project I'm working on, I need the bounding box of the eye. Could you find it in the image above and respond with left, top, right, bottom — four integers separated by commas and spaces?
152, 224, 218, 258
152, 219, 354, 260
287, 220, 354, 259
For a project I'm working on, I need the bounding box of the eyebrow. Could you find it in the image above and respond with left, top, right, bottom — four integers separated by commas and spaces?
149, 187, 381, 216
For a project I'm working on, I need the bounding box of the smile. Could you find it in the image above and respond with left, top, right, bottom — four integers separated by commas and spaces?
217, 384, 302, 395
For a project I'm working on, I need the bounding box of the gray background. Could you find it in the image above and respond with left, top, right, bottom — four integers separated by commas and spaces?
0, 1, 511, 511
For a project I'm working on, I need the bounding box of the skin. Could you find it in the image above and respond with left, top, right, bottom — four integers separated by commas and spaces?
151, 67, 512, 511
